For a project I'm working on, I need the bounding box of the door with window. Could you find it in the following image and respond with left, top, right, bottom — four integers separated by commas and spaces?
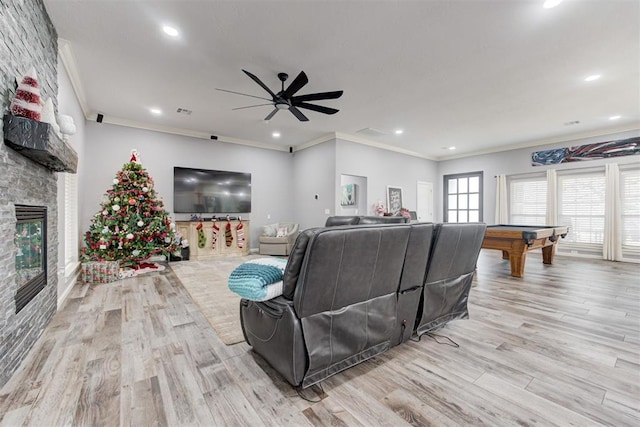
443, 172, 483, 223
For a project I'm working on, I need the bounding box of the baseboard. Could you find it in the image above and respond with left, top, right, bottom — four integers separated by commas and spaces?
57, 262, 80, 309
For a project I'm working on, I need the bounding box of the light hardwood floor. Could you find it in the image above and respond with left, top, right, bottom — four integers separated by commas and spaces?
1, 250, 638, 426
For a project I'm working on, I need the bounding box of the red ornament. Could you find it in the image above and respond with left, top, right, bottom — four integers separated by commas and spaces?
129, 198, 136, 205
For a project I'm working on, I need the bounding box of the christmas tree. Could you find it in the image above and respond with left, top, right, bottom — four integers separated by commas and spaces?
83, 150, 178, 267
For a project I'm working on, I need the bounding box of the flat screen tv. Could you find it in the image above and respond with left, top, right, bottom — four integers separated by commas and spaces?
173, 167, 251, 214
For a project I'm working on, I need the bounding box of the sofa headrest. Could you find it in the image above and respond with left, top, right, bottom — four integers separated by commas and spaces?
358, 216, 409, 224
286, 224, 414, 318
426, 223, 487, 283
325, 216, 360, 227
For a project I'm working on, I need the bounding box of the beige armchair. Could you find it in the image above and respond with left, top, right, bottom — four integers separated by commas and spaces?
259, 222, 300, 256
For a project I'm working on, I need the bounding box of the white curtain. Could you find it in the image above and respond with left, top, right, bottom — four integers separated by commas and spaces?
495, 174, 508, 224
604, 163, 623, 261
546, 169, 557, 226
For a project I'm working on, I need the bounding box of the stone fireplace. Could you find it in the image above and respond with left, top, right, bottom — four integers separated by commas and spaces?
0, 0, 76, 387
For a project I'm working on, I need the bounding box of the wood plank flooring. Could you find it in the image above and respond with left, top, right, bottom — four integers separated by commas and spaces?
1, 250, 638, 426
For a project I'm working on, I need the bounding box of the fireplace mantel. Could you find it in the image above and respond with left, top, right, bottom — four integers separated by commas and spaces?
3, 114, 78, 173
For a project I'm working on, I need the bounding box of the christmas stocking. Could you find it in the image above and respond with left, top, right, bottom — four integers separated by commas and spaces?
225, 221, 233, 247
196, 221, 206, 248
236, 221, 245, 248
212, 221, 219, 249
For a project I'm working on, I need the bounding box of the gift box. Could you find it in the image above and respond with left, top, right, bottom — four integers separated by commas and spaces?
81, 261, 120, 283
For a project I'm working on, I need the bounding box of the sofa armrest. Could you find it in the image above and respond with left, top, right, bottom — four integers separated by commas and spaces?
240, 297, 307, 386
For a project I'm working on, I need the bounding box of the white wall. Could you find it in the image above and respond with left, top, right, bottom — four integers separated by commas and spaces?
438, 130, 640, 224
335, 139, 439, 215
291, 140, 336, 229
81, 122, 294, 250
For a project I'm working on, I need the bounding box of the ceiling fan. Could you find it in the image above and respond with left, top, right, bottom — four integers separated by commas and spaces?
216, 70, 343, 122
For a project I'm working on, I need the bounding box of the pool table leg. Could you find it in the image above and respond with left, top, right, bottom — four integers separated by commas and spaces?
501, 250, 509, 260
508, 252, 526, 278
542, 245, 555, 265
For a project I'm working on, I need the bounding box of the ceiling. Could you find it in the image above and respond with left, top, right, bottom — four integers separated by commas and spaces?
43, 0, 640, 160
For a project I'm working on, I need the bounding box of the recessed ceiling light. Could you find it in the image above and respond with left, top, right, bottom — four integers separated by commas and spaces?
272, 132, 281, 138
584, 74, 601, 82
609, 115, 621, 120
150, 108, 162, 115
162, 25, 179, 37
394, 129, 403, 135
448, 146, 456, 151
543, 0, 562, 9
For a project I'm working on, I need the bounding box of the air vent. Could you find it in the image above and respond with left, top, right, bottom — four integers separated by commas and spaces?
356, 127, 389, 137
564, 120, 580, 126
176, 108, 192, 115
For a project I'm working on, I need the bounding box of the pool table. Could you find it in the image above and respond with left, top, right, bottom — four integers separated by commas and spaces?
481, 225, 569, 278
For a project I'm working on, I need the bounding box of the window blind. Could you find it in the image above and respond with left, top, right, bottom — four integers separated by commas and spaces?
557, 170, 605, 255
620, 166, 640, 261
64, 173, 79, 269
509, 175, 546, 225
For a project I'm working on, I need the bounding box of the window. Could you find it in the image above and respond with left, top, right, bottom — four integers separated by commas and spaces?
557, 169, 605, 253
444, 172, 483, 222
621, 166, 640, 260
509, 175, 546, 225
64, 173, 79, 271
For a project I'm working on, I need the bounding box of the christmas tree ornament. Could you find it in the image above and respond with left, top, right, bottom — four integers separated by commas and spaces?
212, 220, 219, 249
113, 179, 119, 184
137, 220, 144, 227
196, 220, 206, 248
236, 220, 245, 249
225, 220, 233, 247
10, 67, 42, 121
112, 204, 120, 211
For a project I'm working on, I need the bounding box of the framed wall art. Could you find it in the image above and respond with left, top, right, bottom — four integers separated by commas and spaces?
340, 184, 357, 206
386, 186, 403, 215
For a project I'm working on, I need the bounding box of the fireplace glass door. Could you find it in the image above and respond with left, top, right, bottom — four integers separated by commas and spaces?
14, 205, 47, 313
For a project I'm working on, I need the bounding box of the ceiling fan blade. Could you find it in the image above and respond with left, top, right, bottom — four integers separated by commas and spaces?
264, 108, 279, 121
288, 106, 309, 122
282, 71, 309, 99
291, 90, 343, 102
216, 88, 272, 102
232, 103, 274, 111
295, 102, 339, 115
242, 69, 277, 98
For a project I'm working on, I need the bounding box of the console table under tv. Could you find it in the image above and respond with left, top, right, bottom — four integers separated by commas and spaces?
176, 220, 250, 259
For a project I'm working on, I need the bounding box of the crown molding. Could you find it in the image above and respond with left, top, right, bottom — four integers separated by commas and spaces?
57, 39, 91, 119
293, 131, 438, 161
334, 132, 436, 160
92, 114, 288, 152
294, 133, 337, 152
436, 124, 640, 161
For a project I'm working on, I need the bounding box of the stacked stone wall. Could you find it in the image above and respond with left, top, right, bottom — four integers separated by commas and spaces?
0, 0, 60, 386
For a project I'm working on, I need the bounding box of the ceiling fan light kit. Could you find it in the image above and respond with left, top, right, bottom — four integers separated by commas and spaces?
217, 69, 343, 122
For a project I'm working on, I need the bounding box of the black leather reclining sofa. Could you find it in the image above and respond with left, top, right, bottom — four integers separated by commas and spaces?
239, 217, 486, 388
